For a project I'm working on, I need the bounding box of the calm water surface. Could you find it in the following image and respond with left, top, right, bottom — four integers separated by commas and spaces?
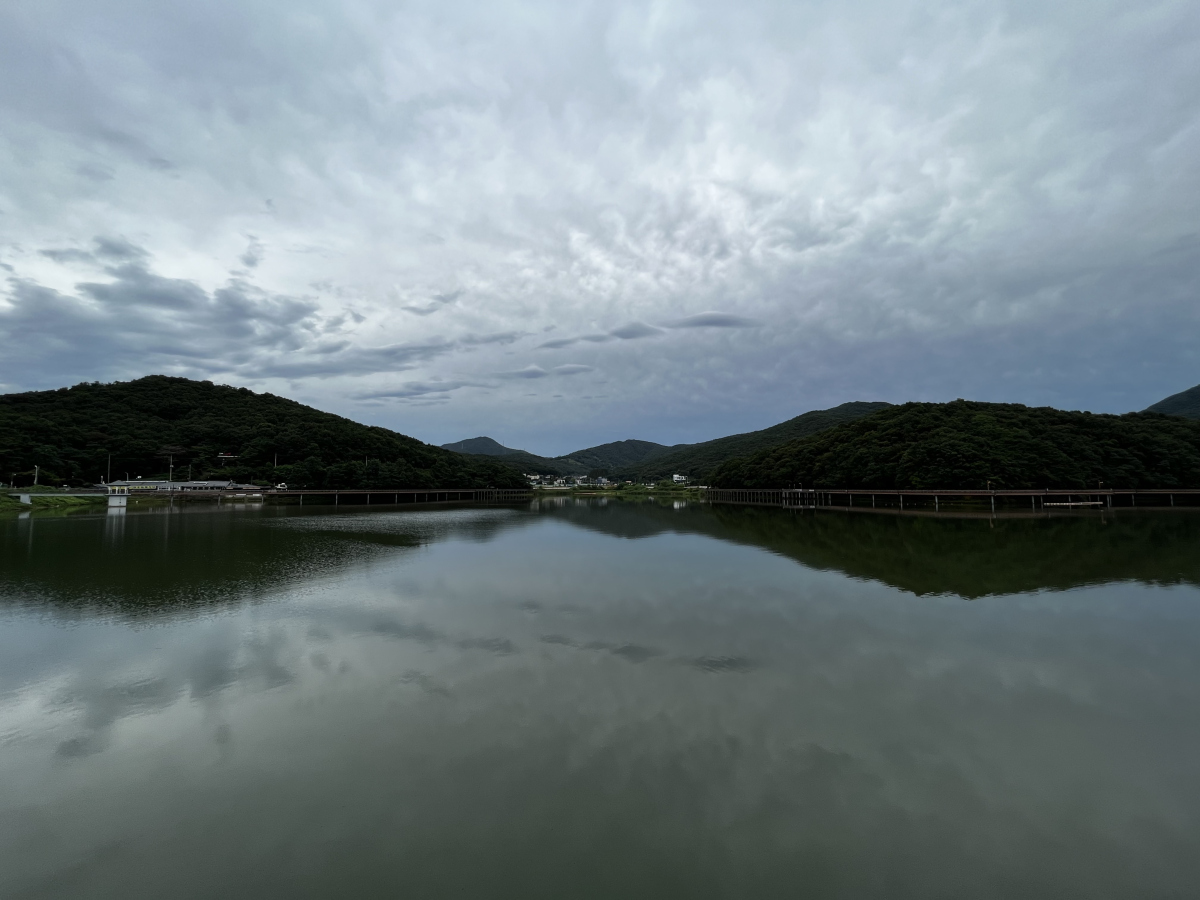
2, 499, 1199, 898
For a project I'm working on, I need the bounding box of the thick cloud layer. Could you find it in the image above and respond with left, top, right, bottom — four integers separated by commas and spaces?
1, 0, 1197, 453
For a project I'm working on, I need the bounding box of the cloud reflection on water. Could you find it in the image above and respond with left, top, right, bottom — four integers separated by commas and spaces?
2, 503, 1200, 897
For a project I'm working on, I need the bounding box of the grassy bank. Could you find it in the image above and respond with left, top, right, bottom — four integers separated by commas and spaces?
0, 494, 107, 515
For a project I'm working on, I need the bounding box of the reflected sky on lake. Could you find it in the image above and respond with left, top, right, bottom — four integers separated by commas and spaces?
2, 501, 1199, 899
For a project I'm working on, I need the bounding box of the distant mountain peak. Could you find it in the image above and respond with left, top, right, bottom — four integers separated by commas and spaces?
1145, 384, 1200, 419
440, 436, 524, 456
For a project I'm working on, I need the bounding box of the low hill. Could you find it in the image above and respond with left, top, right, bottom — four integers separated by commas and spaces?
0, 376, 526, 490
711, 400, 1200, 489
1145, 384, 1200, 419
622, 401, 892, 482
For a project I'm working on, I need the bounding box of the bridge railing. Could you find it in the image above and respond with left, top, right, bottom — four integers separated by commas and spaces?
702, 487, 1200, 512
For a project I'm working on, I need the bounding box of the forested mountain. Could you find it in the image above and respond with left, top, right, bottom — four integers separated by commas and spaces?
1145, 384, 1200, 419
0, 377, 525, 489
444, 403, 890, 481
622, 401, 892, 482
440, 436, 524, 455
561, 439, 675, 471
711, 401, 1200, 489
442, 436, 675, 477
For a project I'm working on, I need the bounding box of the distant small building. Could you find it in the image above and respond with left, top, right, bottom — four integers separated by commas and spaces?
672, 474, 687, 484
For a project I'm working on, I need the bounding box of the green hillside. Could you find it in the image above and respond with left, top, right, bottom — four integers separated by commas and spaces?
622, 401, 892, 482
443, 436, 673, 477
561, 439, 674, 472
1145, 384, 1200, 419
440, 436, 524, 455
0, 376, 525, 490
711, 400, 1200, 489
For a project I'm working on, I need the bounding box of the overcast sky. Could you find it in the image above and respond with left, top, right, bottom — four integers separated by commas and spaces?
1, 0, 1198, 454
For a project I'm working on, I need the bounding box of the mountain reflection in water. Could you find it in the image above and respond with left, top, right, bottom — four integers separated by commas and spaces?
1, 500, 1199, 899
3, 500, 1198, 613
537, 499, 1200, 597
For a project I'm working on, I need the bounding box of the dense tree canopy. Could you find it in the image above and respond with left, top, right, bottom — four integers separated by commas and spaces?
0, 376, 525, 489
711, 401, 1200, 490
622, 401, 892, 482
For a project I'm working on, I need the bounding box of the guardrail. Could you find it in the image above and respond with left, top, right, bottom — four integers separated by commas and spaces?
703, 487, 1200, 512
9, 488, 534, 507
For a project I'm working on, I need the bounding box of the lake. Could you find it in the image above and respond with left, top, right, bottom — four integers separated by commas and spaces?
2, 499, 1199, 898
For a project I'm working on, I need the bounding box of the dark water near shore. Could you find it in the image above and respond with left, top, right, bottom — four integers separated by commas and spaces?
2, 499, 1199, 899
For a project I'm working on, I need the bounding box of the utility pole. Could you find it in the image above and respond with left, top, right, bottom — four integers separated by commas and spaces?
107, 453, 111, 484
168, 454, 174, 484
34, 465, 38, 486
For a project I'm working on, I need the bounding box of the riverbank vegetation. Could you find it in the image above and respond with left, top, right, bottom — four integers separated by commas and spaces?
711, 401, 1200, 490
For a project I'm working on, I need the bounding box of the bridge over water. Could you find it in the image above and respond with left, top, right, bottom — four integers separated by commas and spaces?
704, 487, 1200, 514
8, 488, 533, 507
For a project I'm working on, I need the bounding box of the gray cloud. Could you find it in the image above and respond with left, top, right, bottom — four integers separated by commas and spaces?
1, 0, 1198, 451
93, 236, 148, 261
665, 312, 761, 329
461, 331, 527, 347
39, 247, 95, 264
403, 290, 462, 316
609, 322, 665, 340
240, 237, 263, 269
496, 365, 550, 379
538, 322, 664, 350
357, 380, 482, 401
253, 339, 456, 379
